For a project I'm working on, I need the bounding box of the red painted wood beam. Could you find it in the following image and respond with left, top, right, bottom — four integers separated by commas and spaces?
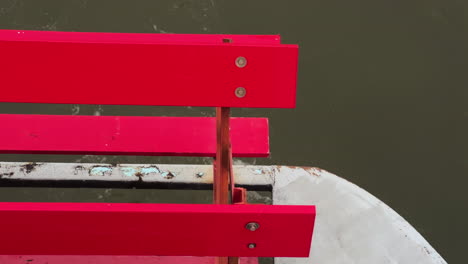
0, 114, 269, 157
0, 256, 259, 264
0, 30, 297, 108
0, 202, 316, 257
0, 29, 280, 45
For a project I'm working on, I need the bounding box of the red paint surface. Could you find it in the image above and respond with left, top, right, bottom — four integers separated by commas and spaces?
0, 30, 297, 108
0, 114, 269, 157
0, 202, 315, 257
0, 29, 280, 44
0, 30, 313, 260
0, 256, 259, 264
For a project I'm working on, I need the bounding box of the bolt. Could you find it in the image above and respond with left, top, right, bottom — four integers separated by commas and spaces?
245, 222, 260, 231
235, 56, 247, 68
235, 87, 246, 98
248, 243, 256, 249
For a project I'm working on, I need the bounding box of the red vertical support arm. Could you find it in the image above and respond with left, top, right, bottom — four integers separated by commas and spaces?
214, 107, 232, 264
214, 107, 231, 205
228, 138, 240, 264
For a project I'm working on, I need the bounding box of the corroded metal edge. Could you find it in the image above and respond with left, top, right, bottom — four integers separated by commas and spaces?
0, 162, 273, 186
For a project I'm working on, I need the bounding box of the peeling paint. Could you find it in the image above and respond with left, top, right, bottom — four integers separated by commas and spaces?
0, 172, 14, 178
141, 166, 160, 175
307, 167, 323, 177
73, 165, 86, 175
161, 171, 176, 179
119, 166, 160, 178
120, 167, 136, 177
0, 162, 274, 185
89, 166, 112, 176
19, 162, 41, 174
254, 169, 264, 175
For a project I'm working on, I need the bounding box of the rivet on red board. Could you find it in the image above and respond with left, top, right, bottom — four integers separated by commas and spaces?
245, 222, 260, 231
235, 57, 247, 68
235, 87, 246, 98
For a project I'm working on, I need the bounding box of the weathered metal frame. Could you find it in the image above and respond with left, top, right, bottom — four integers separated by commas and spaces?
0, 162, 273, 186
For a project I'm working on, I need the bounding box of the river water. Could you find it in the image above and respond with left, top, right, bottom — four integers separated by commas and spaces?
0, 0, 465, 262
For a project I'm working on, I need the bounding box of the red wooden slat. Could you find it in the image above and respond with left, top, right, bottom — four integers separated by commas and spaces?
0, 29, 280, 44
0, 256, 259, 264
0, 114, 269, 157
0, 202, 316, 257
0, 30, 297, 108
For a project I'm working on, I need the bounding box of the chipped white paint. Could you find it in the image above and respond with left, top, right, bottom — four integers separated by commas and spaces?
0, 162, 446, 263
0, 162, 273, 185
141, 167, 160, 174
89, 166, 113, 176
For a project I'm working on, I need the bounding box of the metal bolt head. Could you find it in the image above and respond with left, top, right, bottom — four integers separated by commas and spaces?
245, 222, 260, 231
248, 243, 256, 249
235, 87, 246, 98
235, 56, 247, 68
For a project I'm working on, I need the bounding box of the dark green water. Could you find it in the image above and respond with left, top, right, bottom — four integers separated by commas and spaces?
0, 0, 466, 262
